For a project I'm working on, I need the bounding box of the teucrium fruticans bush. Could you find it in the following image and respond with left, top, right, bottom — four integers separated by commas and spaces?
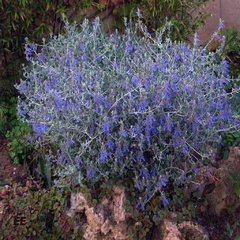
17, 16, 240, 208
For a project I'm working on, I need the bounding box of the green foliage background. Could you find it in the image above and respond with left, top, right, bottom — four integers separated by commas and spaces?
115, 0, 208, 41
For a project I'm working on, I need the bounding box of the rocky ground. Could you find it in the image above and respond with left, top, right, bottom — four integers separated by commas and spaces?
0, 135, 240, 240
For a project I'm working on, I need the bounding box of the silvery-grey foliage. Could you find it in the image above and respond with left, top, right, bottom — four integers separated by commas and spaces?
16, 17, 239, 208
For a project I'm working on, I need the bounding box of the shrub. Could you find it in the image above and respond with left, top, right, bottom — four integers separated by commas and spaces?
1, 186, 83, 240
6, 121, 32, 164
0, 97, 18, 134
0, 100, 9, 134
16, 16, 240, 208
0, 97, 33, 165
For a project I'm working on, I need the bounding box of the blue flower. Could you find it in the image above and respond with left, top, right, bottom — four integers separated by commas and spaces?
132, 74, 140, 87
174, 53, 181, 62
181, 144, 189, 154
140, 168, 150, 179
164, 83, 172, 105
81, 53, 88, 62
62, 155, 69, 164
120, 129, 128, 138
172, 127, 182, 147
144, 75, 153, 90
75, 71, 83, 83
126, 41, 134, 53
66, 138, 75, 146
151, 63, 158, 74
75, 157, 83, 169
131, 126, 138, 137
19, 81, 27, 95
159, 114, 167, 126
115, 146, 124, 159
144, 113, 156, 133
110, 34, 118, 44
102, 121, 111, 134
134, 180, 142, 191
25, 43, 37, 61
17, 102, 26, 117
45, 81, 52, 92
138, 99, 148, 111
54, 91, 63, 110
36, 52, 46, 62
136, 152, 145, 162
222, 60, 229, 77
104, 98, 112, 110
162, 195, 170, 208
105, 138, 115, 152
164, 119, 174, 133
32, 123, 48, 137
218, 19, 224, 30
171, 73, 179, 92
136, 200, 145, 211
87, 166, 96, 180
100, 150, 108, 163
122, 143, 129, 153
156, 177, 168, 191
79, 42, 85, 50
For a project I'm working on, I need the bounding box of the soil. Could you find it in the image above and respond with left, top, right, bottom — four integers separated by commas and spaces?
0, 135, 32, 187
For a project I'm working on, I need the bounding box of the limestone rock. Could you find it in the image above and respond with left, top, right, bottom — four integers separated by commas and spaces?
160, 219, 209, 240
0, 201, 4, 222
66, 192, 88, 218
206, 147, 240, 216
67, 186, 129, 240
178, 221, 209, 240
161, 219, 182, 240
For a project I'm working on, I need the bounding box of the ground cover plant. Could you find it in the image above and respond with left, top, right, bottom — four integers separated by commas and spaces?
115, 0, 208, 41
0, 185, 84, 240
16, 15, 240, 210
0, 97, 33, 165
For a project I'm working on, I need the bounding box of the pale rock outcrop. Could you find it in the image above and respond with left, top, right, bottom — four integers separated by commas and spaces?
66, 186, 129, 240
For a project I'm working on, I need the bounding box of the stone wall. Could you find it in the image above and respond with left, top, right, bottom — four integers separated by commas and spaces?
198, 0, 240, 43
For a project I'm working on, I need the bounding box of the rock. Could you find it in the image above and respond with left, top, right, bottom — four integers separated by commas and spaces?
160, 219, 209, 240
188, 166, 218, 197
66, 192, 87, 218
85, 207, 105, 230
206, 147, 240, 216
178, 221, 209, 240
0, 201, 4, 221
161, 219, 182, 240
187, 147, 240, 217
111, 186, 126, 223
101, 219, 111, 235
67, 186, 130, 240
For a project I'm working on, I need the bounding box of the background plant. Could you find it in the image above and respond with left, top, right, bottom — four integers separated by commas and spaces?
0, 0, 94, 98
16, 16, 240, 208
0, 0, 94, 56
229, 171, 240, 198
115, 0, 208, 41
1, 186, 83, 240
0, 97, 20, 135
218, 29, 240, 147
0, 97, 33, 165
